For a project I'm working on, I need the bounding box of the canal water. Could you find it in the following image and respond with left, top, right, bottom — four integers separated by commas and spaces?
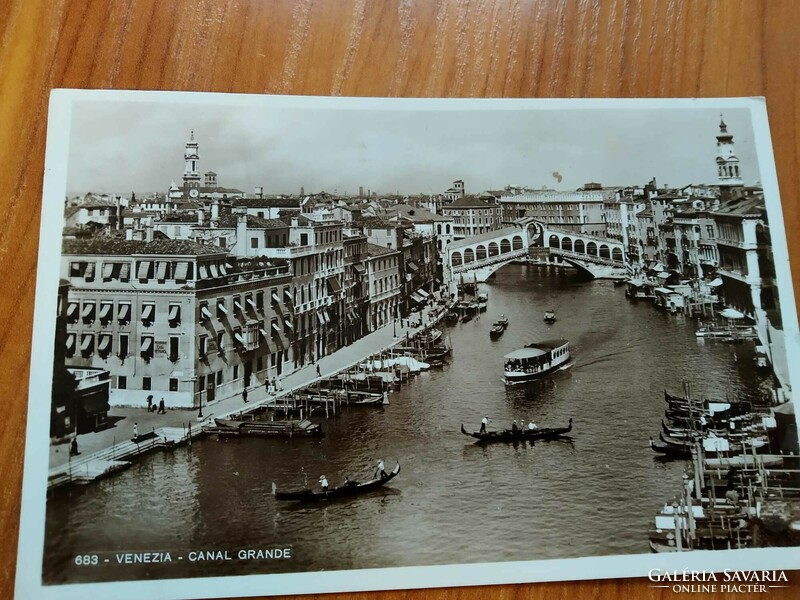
44, 264, 765, 584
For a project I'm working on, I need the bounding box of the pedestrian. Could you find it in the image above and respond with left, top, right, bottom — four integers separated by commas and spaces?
146, 395, 153, 413
242, 388, 249, 403
158, 398, 165, 414
70, 439, 80, 456
480, 415, 489, 434
316, 364, 321, 377
277, 376, 283, 390
133, 422, 138, 440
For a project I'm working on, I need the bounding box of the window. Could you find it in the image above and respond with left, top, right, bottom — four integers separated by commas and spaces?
141, 303, 155, 325
216, 298, 227, 320
143, 376, 151, 391
218, 237, 227, 248
140, 335, 154, 360
233, 295, 243, 315
99, 301, 114, 325
167, 303, 181, 327
233, 365, 239, 380
118, 375, 127, 389
216, 371, 223, 385
69, 262, 86, 278
98, 334, 113, 358
217, 331, 225, 352
80, 333, 94, 357
256, 291, 264, 310
119, 334, 128, 359
118, 302, 131, 324
250, 237, 259, 249
169, 378, 178, 392
169, 336, 179, 362
84, 262, 95, 281
200, 302, 211, 321
199, 335, 208, 357
197, 374, 205, 392
256, 356, 263, 371
81, 301, 96, 324
300, 233, 309, 245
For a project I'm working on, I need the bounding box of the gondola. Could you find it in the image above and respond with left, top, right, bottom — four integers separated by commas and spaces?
460, 418, 572, 443
649, 436, 691, 458
444, 311, 459, 325
496, 315, 509, 327
489, 324, 505, 339
272, 462, 401, 502
543, 310, 556, 324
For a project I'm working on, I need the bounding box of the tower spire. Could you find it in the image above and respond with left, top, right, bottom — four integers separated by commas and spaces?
715, 114, 742, 198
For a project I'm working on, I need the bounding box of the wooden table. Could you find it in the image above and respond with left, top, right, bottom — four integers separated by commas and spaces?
0, 1, 798, 599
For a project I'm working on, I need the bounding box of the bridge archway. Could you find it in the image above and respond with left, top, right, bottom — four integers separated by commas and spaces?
476, 245, 487, 261
612, 248, 623, 262
464, 248, 475, 263
574, 239, 585, 254
452, 251, 462, 266
488, 241, 499, 256
587, 241, 597, 256
599, 244, 610, 259
501, 239, 511, 253
561, 237, 573, 252
548, 235, 559, 248
512, 235, 523, 250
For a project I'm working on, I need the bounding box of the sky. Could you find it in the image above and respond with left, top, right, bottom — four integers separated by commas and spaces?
66, 100, 762, 196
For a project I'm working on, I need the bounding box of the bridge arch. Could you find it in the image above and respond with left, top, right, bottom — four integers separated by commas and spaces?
488, 241, 499, 256
464, 248, 475, 264
574, 239, 585, 254
612, 248, 623, 262
501, 239, 512, 253
512, 235, 523, 250
599, 244, 610, 259
587, 241, 597, 256
561, 237, 573, 252
476, 244, 487, 261
452, 251, 462, 266
548, 235, 560, 248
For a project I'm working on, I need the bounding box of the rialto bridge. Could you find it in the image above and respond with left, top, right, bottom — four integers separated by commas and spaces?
445, 220, 628, 285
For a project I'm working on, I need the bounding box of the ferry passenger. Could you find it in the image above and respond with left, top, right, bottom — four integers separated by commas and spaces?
480, 416, 489, 434
511, 420, 519, 434
528, 421, 538, 431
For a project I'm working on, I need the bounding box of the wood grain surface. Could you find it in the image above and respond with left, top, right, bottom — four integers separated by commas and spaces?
0, 1, 798, 599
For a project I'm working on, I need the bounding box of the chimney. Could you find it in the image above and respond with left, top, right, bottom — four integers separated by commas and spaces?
291, 217, 299, 228
255, 186, 263, 198
235, 208, 248, 256
115, 196, 123, 230
197, 209, 204, 225
125, 228, 133, 241
211, 199, 219, 220
145, 225, 153, 242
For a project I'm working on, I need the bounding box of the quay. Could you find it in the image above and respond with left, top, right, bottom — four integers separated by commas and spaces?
47, 301, 452, 490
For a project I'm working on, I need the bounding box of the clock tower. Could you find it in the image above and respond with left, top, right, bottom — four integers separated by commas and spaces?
716, 116, 743, 201
183, 130, 201, 191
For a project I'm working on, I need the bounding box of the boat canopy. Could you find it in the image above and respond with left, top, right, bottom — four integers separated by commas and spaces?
505, 347, 547, 360
654, 287, 680, 295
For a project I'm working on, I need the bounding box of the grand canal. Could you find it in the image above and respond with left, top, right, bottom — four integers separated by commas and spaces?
44, 264, 765, 583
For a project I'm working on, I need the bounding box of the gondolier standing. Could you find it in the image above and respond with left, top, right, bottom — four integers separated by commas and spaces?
377, 459, 387, 480
480, 416, 489, 434
320, 475, 329, 492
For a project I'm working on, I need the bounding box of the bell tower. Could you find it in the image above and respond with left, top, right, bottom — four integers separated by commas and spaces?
183, 130, 201, 190
716, 116, 742, 199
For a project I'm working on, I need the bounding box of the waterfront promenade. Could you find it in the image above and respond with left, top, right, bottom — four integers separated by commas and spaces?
49, 305, 444, 472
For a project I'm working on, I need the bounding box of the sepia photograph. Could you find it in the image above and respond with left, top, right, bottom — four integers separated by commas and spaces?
16, 92, 800, 599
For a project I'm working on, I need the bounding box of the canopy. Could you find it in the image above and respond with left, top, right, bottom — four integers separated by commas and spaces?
720, 308, 745, 320
708, 277, 723, 287
657, 272, 671, 280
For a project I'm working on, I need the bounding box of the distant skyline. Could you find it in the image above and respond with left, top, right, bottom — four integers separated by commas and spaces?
66, 101, 762, 197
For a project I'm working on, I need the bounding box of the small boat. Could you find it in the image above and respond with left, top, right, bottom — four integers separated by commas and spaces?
613, 279, 628, 287
543, 310, 556, 324
272, 462, 400, 501
503, 339, 570, 383
444, 311, 459, 325
496, 315, 509, 327
461, 312, 473, 323
489, 324, 505, 339
649, 436, 691, 459
209, 418, 323, 438
461, 419, 572, 443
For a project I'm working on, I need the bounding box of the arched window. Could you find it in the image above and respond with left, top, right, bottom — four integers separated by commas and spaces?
734, 165, 739, 177
548, 235, 560, 249
446, 224, 451, 234
599, 245, 610, 259
451, 252, 463, 266
500, 239, 512, 253
464, 248, 475, 263
587, 241, 597, 256
612, 248, 623, 261
488, 241, 499, 256
476, 245, 487, 261
561, 237, 573, 252
437, 224, 442, 235
574, 239, 585, 254
512, 236, 523, 250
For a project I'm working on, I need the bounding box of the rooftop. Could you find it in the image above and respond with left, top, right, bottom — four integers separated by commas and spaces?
62, 236, 225, 257
443, 195, 498, 209
365, 243, 398, 257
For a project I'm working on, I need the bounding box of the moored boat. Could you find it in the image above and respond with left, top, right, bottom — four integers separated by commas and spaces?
503, 339, 570, 383
461, 419, 572, 443
272, 462, 400, 501
444, 311, 459, 325
209, 418, 323, 438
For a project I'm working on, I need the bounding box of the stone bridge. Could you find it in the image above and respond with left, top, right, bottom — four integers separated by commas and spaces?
445, 221, 628, 284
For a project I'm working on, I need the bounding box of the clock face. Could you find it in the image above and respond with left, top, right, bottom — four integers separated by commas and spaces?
189, 188, 199, 199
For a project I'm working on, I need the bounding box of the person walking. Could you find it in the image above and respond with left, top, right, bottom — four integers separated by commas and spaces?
133, 422, 138, 440
242, 388, 249, 403
158, 398, 165, 414
316, 364, 321, 377
146, 395, 153, 413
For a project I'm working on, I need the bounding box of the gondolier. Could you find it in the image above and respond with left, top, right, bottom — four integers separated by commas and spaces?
480, 416, 489, 434
377, 459, 387, 479
320, 475, 329, 492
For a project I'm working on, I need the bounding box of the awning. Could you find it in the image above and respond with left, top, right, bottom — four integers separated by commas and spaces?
657, 272, 671, 280
411, 292, 425, 303
84, 263, 95, 279
317, 312, 326, 325
141, 304, 154, 321
284, 319, 294, 330
323, 309, 331, 324
417, 289, 430, 298
326, 276, 342, 294
271, 292, 281, 304
654, 287, 678, 295
66, 302, 78, 318
234, 332, 245, 345
247, 296, 257, 310
174, 262, 189, 281
209, 263, 219, 278
652, 262, 665, 272
119, 263, 130, 280
118, 303, 131, 321
98, 335, 112, 352
284, 289, 293, 302
271, 321, 281, 334
259, 327, 268, 338
140, 337, 153, 353
234, 298, 243, 312
66, 333, 76, 352
219, 263, 228, 276
720, 307, 746, 320
353, 264, 366, 276
81, 303, 95, 318
102, 263, 113, 280
708, 277, 723, 287
155, 261, 168, 280
217, 302, 228, 315
200, 305, 212, 319
406, 261, 419, 272
99, 303, 113, 321
198, 264, 209, 279
168, 305, 180, 321
80, 335, 93, 351
137, 261, 151, 279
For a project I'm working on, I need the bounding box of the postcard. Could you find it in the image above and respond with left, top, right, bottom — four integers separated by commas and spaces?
15, 92, 800, 599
